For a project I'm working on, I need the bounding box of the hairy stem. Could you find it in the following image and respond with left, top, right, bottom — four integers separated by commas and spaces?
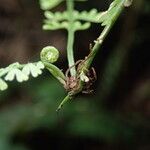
66, 0, 76, 76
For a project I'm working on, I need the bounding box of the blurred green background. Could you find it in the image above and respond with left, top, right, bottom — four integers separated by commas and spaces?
0, 0, 150, 150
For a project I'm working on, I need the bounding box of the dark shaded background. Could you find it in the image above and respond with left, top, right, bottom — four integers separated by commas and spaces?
0, 0, 150, 150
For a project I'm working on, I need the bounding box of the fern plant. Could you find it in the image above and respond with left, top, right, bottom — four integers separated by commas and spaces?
0, 0, 132, 110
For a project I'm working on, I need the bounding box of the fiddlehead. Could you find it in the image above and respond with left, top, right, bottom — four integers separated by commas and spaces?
40, 46, 59, 63
40, 46, 66, 86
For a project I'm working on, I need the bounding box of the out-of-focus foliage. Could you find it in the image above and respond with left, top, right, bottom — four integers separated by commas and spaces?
39, 0, 87, 10
41, 0, 104, 31
39, 0, 63, 10
0, 78, 134, 149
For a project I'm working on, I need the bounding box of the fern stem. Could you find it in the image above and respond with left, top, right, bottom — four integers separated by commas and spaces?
67, 29, 76, 76
66, 0, 76, 76
86, 25, 112, 68
74, 0, 125, 94
57, 0, 131, 110
56, 94, 72, 111
42, 61, 66, 85
84, 1, 125, 70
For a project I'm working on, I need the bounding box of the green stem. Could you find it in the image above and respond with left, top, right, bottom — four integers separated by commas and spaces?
43, 61, 66, 86
66, 0, 76, 76
84, 1, 125, 70
56, 94, 72, 111
57, 0, 130, 111
85, 25, 112, 69
73, 0, 125, 94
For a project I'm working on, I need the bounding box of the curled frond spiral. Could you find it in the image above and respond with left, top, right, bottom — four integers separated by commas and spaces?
40, 46, 59, 63
40, 46, 66, 85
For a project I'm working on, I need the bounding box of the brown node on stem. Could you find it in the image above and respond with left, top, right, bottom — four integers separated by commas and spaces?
64, 58, 97, 95
64, 60, 82, 92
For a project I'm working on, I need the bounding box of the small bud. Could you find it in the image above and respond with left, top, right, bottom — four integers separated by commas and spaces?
40, 46, 59, 63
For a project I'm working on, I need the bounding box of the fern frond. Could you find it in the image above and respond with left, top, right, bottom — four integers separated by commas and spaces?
0, 61, 44, 91
5, 68, 29, 82
39, 0, 88, 10
42, 0, 124, 32
39, 0, 63, 10
43, 9, 105, 31
73, 9, 103, 23
43, 20, 68, 30
0, 78, 8, 91
44, 9, 102, 23
22, 62, 44, 78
